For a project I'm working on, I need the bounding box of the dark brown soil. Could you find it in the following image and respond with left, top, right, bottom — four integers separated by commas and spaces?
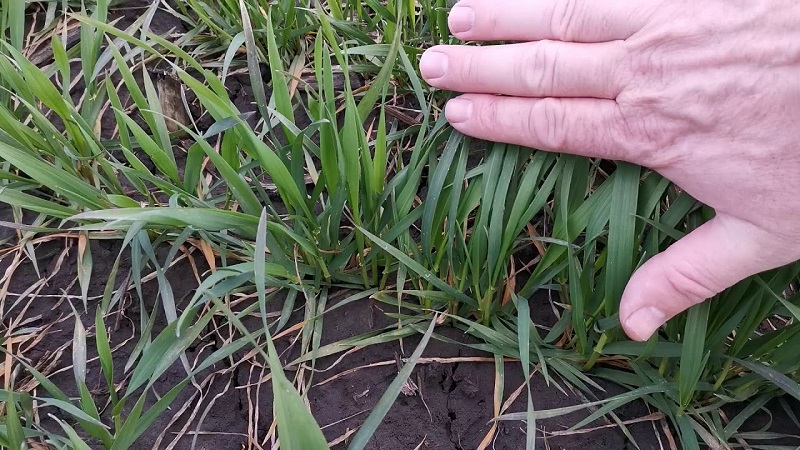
7, 234, 798, 450
1, 236, 674, 449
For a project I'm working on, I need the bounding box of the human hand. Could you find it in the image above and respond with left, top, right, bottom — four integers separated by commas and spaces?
420, 0, 800, 341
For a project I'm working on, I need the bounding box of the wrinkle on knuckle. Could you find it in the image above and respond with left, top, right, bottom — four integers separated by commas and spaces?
617, 110, 652, 152
625, 34, 665, 79
662, 261, 721, 305
530, 99, 568, 150
634, 48, 667, 83
477, 99, 502, 132
617, 97, 683, 166
627, 26, 696, 85
455, 52, 480, 86
520, 44, 556, 95
550, 0, 581, 41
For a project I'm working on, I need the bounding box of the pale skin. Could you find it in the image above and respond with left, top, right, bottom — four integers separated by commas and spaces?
420, 0, 800, 341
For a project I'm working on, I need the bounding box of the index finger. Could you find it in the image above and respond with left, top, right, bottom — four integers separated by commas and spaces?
448, 0, 655, 43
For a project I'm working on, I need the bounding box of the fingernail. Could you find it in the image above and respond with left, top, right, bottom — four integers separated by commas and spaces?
420, 51, 448, 80
624, 307, 666, 341
449, 6, 475, 34
445, 98, 473, 124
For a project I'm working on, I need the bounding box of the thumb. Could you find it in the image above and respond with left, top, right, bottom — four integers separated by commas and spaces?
620, 215, 781, 342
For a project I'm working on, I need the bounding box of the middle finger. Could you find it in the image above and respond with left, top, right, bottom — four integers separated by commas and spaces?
421, 41, 628, 100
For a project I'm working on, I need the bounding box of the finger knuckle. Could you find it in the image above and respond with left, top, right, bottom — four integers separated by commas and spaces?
662, 261, 721, 304
477, 98, 504, 131
457, 52, 482, 86
529, 99, 568, 150
616, 99, 694, 167
550, 0, 582, 41
519, 43, 557, 95
625, 32, 679, 82
640, 52, 669, 85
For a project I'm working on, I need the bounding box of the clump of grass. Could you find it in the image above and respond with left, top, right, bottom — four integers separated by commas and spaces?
0, 1, 798, 449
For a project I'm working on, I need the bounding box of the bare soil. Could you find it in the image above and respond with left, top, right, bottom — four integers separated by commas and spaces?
7, 235, 797, 450
1, 236, 676, 449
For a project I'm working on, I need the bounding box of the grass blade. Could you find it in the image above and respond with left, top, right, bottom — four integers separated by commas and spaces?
0, 141, 108, 210
605, 163, 640, 316
264, 7, 296, 140
53, 418, 94, 450
516, 295, 537, 450
5, 396, 24, 450
239, 0, 270, 122
254, 209, 329, 449
679, 301, 710, 411
77, 232, 93, 310
357, 0, 404, 119
357, 226, 476, 307
734, 357, 800, 402
7, 0, 23, 51
497, 383, 679, 422
95, 308, 118, 406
